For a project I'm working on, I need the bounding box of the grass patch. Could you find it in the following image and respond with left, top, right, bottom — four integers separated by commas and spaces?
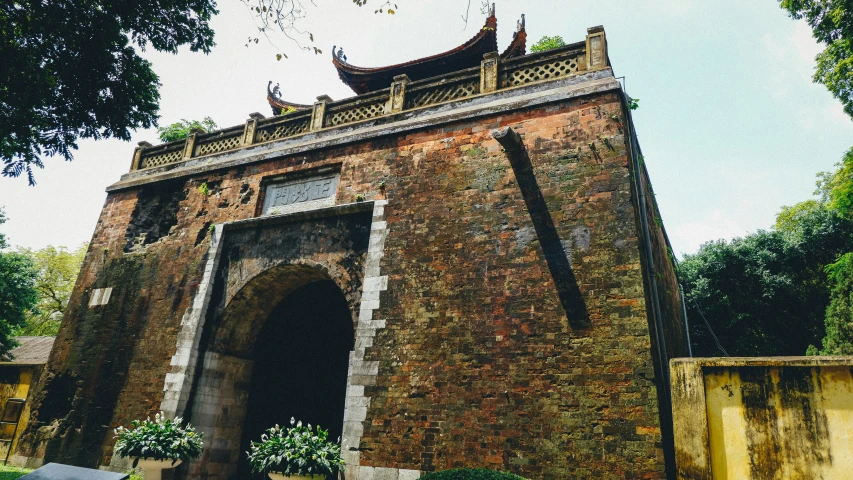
0, 465, 33, 480
0, 465, 141, 480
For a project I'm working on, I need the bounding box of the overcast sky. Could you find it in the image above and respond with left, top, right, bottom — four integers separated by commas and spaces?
2, 0, 852, 256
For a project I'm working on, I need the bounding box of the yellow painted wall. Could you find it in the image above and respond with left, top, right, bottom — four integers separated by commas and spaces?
0, 366, 36, 463
672, 358, 853, 480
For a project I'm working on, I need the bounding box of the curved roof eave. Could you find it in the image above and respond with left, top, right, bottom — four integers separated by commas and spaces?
332, 11, 499, 94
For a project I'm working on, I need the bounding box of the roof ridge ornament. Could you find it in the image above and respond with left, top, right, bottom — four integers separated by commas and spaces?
333, 45, 348, 64
268, 81, 282, 101
489, 3, 495, 18
501, 13, 527, 59
266, 81, 312, 116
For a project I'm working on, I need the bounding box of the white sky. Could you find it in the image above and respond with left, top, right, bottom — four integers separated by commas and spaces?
2, 0, 852, 256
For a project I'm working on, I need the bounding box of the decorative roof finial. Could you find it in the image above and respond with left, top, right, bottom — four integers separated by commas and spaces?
333, 45, 348, 63
268, 81, 282, 101
517, 14, 526, 33
489, 3, 495, 18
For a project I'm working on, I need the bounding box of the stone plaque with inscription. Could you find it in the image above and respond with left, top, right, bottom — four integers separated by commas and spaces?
262, 174, 339, 216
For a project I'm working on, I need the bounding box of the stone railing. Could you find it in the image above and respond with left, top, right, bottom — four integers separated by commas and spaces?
403, 66, 482, 110
130, 26, 608, 172
499, 40, 588, 89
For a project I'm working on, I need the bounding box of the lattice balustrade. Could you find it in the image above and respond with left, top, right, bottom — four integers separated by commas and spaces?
141, 147, 183, 169
502, 56, 581, 88
194, 134, 242, 157
405, 79, 480, 110
327, 100, 386, 127
256, 117, 310, 143
132, 45, 594, 173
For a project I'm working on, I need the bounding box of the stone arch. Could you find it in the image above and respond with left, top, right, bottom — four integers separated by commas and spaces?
177, 207, 374, 480
212, 261, 357, 357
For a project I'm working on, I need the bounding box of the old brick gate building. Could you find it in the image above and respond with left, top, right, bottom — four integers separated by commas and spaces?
14, 10, 689, 480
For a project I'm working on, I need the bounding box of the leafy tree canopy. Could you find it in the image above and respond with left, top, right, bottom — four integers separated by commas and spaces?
530, 35, 567, 53
682, 153, 853, 356
817, 146, 853, 215
1, 0, 218, 185
16, 244, 88, 336
0, 209, 40, 357
809, 252, 853, 354
780, 0, 853, 119
0, 209, 6, 250
679, 215, 852, 356
157, 117, 219, 143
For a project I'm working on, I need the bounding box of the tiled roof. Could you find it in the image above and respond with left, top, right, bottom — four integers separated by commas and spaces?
331, 10, 500, 94
1, 336, 55, 365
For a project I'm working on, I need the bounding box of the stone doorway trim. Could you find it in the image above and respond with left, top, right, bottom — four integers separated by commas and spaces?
159, 201, 375, 419
152, 200, 419, 479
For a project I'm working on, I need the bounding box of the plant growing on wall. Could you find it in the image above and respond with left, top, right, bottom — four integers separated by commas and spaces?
156, 117, 218, 143
114, 413, 203, 468
279, 105, 298, 115
247, 418, 344, 478
530, 35, 566, 53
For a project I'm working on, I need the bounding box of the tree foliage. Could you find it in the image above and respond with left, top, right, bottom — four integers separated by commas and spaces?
530, 35, 567, 53
818, 146, 853, 214
156, 117, 218, 143
680, 210, 853, 356
806, 146, 853, 354
809, 252, 853, 354
16, 243, 88, 336
682, 151, 853, 356
0, 209, 40, 357
1, 0, 218, 185
780, 0, 853, 119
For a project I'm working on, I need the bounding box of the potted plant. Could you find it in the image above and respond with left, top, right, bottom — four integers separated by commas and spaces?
114, 412, 204, 480
247, 418, 344, 479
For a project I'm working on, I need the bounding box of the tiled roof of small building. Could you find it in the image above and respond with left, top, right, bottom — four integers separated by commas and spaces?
1, 336, 55, 365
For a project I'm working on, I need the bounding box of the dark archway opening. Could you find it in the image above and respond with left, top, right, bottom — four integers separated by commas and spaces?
238, 280, 354, 478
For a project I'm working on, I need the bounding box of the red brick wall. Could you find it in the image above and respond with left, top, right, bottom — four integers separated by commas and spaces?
19, 90, 673, 479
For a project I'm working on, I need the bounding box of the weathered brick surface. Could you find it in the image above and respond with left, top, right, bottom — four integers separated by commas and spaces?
354, 93, 668, 479
17, 86, 684, 479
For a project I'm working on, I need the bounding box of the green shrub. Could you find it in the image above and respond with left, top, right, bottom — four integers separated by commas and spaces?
156, 117, 217, 142
421, 468, 527, 480
247, 418, 344, 476
113, 412, 204, 468
530, 35, 566, 53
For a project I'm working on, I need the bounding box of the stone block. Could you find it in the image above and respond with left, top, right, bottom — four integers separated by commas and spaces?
374, 467, 399, 480
398, 470, 421, 480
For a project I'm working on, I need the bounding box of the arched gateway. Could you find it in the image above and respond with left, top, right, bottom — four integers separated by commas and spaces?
157, 202, 379, 479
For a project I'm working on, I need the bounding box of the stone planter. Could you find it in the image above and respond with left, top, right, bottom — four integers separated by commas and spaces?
135, 458, 182, 480
268, 473, 326, 480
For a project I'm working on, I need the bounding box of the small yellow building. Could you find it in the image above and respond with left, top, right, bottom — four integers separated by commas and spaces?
0, 337, 54, 464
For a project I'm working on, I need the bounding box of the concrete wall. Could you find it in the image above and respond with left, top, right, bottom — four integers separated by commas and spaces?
671, 357, 853, 480
0, 365, 40, 465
